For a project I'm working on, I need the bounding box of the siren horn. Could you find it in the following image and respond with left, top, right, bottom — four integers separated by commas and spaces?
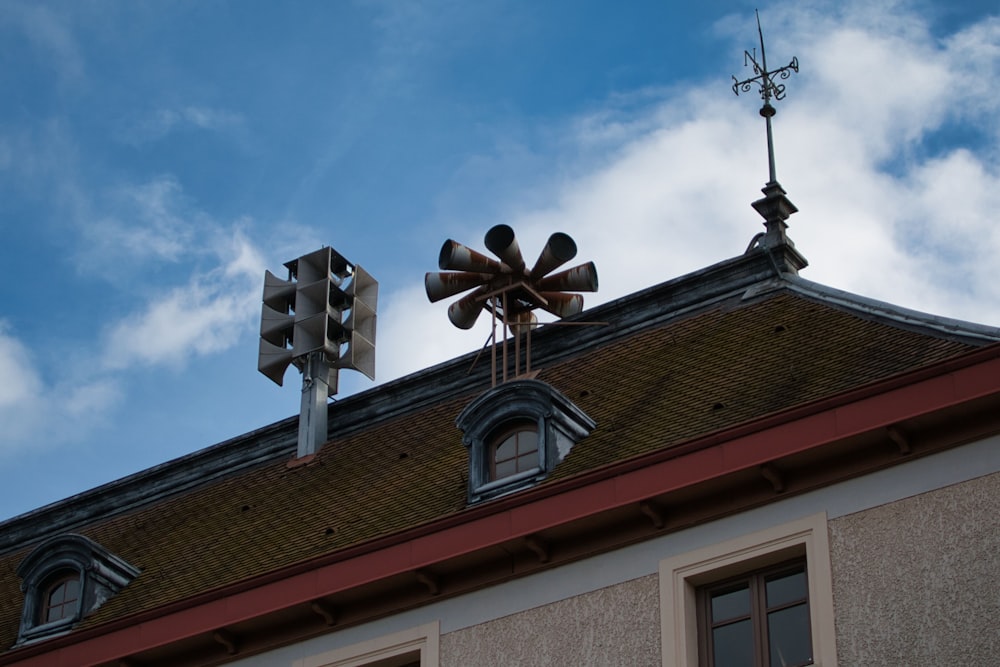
438, 239, 508, 273
535, 291, 584, 318
262, 270, 296, 310
258, 338, 294, 386
484, 224, 526, 274
447, 286, 489, 329
425, 271, 495, 303
529, 232, 577, 278
534, 261, 599, 293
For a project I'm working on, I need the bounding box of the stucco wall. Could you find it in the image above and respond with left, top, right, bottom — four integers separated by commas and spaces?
829, 469, 1000, 665
440, 573, 660, 667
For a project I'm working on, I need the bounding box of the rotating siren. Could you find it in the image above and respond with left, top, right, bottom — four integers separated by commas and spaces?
425, 224, 598, 330
257, 247, 378, 392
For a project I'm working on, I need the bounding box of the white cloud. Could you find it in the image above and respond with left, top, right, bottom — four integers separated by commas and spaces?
77, 176, 197, 273
0, 322, 121, 455
0, 1, 85, 88
101, 231, 265, 370
120, 106, 245, 145
0, 322, 43, 409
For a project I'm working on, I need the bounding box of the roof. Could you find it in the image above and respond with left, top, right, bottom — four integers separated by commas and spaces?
1, 243, 998, 660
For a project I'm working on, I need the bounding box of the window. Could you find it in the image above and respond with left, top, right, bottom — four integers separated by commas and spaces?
490, 422, 539, 480
659, 513, 837, 667
40, 572, 81, 625
294, 621, 439, 667
698, 560, 812, 667
15, 533, 140, 646
455, 379, 595, 503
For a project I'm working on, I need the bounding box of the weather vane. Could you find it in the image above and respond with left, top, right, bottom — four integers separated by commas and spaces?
732, 10, 799, 185
732, 11, 807, 274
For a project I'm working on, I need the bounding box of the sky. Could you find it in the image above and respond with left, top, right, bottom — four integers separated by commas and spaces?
0, 0, 998, 521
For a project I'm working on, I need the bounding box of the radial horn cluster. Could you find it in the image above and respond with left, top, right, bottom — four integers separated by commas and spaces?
425, 225, 598, 330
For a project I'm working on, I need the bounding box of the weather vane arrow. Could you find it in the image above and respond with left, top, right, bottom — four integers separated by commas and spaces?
732, 9, 798, 185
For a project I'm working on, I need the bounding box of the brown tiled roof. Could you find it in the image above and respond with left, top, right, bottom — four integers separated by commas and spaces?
0, 285, 983, 650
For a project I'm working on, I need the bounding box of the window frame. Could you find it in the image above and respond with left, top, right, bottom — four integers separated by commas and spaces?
39, 570, 82, 626
293, 621, 439, 667
489, 420, 541, 481
697, 559, 812, 667
659, 513, 837, 667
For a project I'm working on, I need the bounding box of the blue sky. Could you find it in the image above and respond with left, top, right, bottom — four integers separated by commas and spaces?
1, 0, 998, 521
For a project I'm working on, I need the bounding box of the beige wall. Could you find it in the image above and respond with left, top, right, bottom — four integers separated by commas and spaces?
440, 573, 660, 667
440, 471, 1000, 667
829, 469, 1000, 666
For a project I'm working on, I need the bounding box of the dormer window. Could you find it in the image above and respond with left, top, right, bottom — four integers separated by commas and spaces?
457, 379, 595, 503
15, 534, 140, 646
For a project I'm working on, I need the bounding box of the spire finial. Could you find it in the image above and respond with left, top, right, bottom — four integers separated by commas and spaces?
732, 11, 806, 274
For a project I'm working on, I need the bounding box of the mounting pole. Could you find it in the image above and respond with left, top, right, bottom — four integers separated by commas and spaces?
298, 352, 334, 458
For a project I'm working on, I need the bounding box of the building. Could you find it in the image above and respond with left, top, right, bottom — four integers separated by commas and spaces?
1, 169, 999, 667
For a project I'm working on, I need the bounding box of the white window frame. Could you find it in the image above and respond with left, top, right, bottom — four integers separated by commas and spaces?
659, 512, 838, 667
294, 621, 439, 667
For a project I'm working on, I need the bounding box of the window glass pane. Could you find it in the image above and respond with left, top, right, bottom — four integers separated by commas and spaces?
766, 569, 807, 609
767, 602, 812, 667
712, 618, 755, 667
495, 436, 515, 462
64, 577, 80, 600
711, 584, 750, 623
494, 458, 517, 479
48, 582, 67, 606
517, 430, 537, 456
513, 451, 535, 473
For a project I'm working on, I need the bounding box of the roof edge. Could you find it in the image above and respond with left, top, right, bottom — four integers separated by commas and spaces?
775, 275, 1000, 343
0, 417, 298, 554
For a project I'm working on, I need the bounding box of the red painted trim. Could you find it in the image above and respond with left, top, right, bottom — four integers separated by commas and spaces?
5, 345, 1000, 666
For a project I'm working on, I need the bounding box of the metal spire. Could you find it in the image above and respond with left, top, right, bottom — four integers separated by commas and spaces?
732, 10, 807, 274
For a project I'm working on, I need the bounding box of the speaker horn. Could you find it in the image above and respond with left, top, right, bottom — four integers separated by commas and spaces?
260, 304, 294, 347
447, 286, 489, 329
296, 279, 340, 320
262, 270, 296, 311
529, 232, 577, 278
536, 291, 584, 318
258, 338, 294, 386
508, 311, 538, 335
425, 271, 493, 303
534, 261, 598, 293
438, 239, 508, 273
293, 247, 331, 284
347, 265, 379, 312
344, 298, 377, 345
484, 224, 525, 274
293, 312, 341, 358
338, 331, 376, 381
